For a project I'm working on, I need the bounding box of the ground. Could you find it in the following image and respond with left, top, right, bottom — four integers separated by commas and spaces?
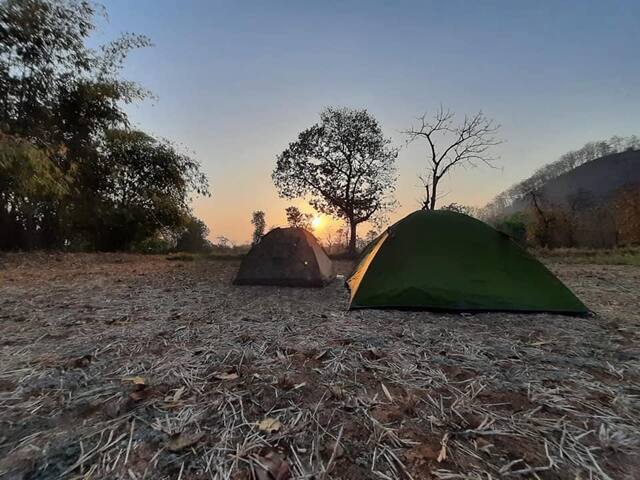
0, 254, 639, 480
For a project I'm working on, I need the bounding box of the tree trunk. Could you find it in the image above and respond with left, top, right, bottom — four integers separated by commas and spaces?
348, 219, 357, 257
429, 176, 439, 210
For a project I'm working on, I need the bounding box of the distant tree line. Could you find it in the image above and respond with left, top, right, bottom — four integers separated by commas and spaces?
481, 135, 640, 248
0, 0, 210, 252
510, 184, 640, 248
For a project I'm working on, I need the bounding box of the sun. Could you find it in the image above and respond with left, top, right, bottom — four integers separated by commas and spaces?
311, 215, 322, 230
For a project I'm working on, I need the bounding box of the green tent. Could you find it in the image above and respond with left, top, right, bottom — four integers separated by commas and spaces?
347, 210, 587, 313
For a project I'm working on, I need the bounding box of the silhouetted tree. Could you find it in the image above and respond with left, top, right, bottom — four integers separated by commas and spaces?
175, 216, 212, 252
285, 206, 312, 229
356, 228, 380, 251
251, 211, 266, 245
440, 202, 478, 217
273, 107, 398, 256
91, 129, 208, 250
365, 229, 379, 243
215, 236, 232, 249
403, 107, 501, 210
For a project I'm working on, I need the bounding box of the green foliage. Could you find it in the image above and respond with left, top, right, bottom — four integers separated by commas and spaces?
494, 212, 528, 245
133, 235, 174, 254
0, 133, 67, 198
272, 107, 397, 255
175, 216, 213, 253
0, 0, 208, 251
0, 133, 69, 249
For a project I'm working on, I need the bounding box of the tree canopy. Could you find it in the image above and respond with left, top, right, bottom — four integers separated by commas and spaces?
285, 206, 312, 230
272, 107, 397, 255
251, 210, 266, 245
0, 0, 209, 251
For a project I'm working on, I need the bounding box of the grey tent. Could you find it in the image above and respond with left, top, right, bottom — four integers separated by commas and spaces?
233, 227, 335, 287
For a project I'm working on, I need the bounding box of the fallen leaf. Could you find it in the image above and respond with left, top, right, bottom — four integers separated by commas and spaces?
172, 386, 185, 402
213, 371, 239, 380
328, 385, 345, 399
314, 349, 329, 360
427, 415, 445, 427
255, 450, 290, 480
404, 443, 439, 464
69, 354, 93, 369
129, 387, 151, 402
475, 437, 494, 453
381, 383, 394, 402
437, 433, 449, 463
258, 417, 282, 433
364, 347, 383, 360
371, 405, 403, 423
292, 382, 306, 390
437, 445, 447, 462
322, 439, 344, 460
122, 376, 145, 385
276, 375, 295, 390
232, 470, 252, 480
167, 431, 205, 452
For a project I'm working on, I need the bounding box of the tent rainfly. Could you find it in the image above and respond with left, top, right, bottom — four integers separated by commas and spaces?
233, 227, 335, 287
347, 210, 588, 313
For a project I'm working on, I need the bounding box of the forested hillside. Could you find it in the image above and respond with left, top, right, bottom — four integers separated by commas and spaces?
484, 136, 640, 248
484, 135, 640, 217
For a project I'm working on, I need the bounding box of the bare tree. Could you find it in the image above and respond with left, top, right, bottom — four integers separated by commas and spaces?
529, 191, 554, 248
403, 106, 501, 210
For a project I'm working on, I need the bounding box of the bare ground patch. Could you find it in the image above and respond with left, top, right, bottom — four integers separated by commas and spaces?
0, 253, 639, 479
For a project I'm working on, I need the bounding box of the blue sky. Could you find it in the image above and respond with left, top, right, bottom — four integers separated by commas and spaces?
96, 0, 640, 242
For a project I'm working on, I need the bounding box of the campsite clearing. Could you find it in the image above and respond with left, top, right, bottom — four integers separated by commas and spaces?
0, 254, 638, 479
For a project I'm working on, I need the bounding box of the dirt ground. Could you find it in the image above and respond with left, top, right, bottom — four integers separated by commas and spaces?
0, 253, 639, 480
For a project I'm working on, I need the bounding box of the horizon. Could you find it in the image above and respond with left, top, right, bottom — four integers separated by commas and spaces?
94, 0, 640, 243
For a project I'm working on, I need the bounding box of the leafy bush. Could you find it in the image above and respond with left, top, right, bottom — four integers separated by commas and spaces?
494, 213, 528, 245
132, 236, 174, 254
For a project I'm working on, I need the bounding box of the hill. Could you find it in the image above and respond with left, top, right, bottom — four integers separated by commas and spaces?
483, 135, 640, 218
513, 149, 640, 211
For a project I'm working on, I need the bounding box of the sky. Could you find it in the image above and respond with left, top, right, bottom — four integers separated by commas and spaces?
95, 1, 640, 244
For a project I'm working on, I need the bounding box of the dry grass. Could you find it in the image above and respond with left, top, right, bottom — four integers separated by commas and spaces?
0, 253, 639, 479
537, 247, 640, 266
